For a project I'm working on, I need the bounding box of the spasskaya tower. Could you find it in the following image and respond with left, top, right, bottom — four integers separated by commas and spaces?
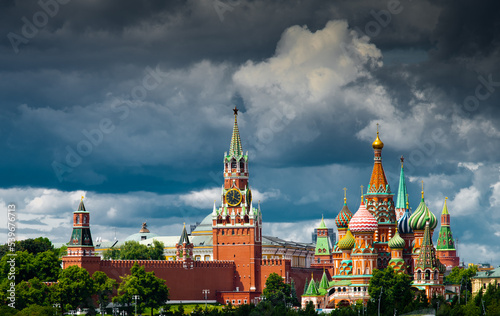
212, 106, 262, 299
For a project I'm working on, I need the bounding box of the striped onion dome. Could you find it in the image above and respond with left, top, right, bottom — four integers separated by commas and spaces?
335, 202, 353, 229
409, 195, 437, 231
338, 229, 355, 250
398, 208, 413, 234
388, 229, 405, 249
349, 200, 378, 233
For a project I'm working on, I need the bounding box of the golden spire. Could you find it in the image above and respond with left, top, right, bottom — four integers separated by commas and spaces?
360, 185, 364, 202
406, 194, 409, 209
81, 195, 84, 201
421, 180, 424, 200
372, 123, 384, 149
343, 187, 347, 204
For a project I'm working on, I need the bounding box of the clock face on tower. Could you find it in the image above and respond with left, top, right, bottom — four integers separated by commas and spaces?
225, 188, 242, 206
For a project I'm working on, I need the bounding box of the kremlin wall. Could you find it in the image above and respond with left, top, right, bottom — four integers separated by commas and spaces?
62, 108, 460, 308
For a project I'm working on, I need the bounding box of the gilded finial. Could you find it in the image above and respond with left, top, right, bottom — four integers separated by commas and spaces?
406, 194, 409, 209
81, 195, 84, 201
360, 185, 364, 201
376, 123, 379, 134
183, 222, 186, 228
343, 187, 347, 204
421, 180, 424, 199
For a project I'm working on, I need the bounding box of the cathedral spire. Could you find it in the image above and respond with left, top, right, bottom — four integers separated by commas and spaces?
228, 106, 243, 158
395, 156, 408, 220
367, 124, 390, 194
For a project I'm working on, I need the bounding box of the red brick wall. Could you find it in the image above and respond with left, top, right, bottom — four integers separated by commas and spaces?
99, 259, 235, 300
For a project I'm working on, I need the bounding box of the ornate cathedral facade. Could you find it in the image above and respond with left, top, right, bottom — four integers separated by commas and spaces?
301, 129, 460, 308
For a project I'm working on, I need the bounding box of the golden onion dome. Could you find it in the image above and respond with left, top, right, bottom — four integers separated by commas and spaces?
372, 130, 384, 149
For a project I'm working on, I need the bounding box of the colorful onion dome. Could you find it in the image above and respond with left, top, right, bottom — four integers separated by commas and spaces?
349, 200, 378, 233
372, 126, 384, 149
409, 193, 437, 231
398, 208, 413, 234
388, 229, 405, 249
338, 229, 355, 250
335, 202, 353, 229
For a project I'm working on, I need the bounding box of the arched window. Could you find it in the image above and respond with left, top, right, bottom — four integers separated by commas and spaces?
239, 161, 245, 171
425, 270, 431, 280
417, 270, 421, 280
83, 216, 87, 224
434, 271, 438, 280
76, 216, 79, 224
231, 159, 237, 169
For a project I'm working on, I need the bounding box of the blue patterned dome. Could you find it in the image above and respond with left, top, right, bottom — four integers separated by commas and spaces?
398, 208, 413, 234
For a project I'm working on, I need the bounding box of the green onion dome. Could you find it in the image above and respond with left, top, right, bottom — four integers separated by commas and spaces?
388, 229, 405, 249
338, 229, 355, 250
409, 193, 437, 231
335, 201, 353, 229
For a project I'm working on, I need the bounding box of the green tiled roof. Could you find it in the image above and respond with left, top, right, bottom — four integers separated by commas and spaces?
474, 267, 500, 278
319, 270, 329, 289
396, 160, 408, 209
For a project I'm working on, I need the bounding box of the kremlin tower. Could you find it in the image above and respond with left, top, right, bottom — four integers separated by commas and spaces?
62, 197, 101, 275
436, 198, 460, 269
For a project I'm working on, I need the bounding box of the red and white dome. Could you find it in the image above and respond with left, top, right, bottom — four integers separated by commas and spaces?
349, 200, 378, 233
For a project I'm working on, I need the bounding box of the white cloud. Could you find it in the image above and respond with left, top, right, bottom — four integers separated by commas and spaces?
458, 162, 483, 171
449, 186, 480, 216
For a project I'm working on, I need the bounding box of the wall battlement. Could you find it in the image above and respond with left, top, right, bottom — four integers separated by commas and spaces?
99, 259, 234, 269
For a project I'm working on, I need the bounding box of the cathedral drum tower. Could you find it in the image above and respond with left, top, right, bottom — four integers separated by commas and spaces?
364, 126, 397, 268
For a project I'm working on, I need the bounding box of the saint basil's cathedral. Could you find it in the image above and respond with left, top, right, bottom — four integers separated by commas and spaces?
62, 108, 459, 307
302, 128, 460, 308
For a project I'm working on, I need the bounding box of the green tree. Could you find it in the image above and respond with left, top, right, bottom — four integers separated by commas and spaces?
367, 267, 413, 315
16, 237, 54, 255
92, 271, 117, 313
15, 277, 52, 310
103, 247, 120, 259
114, 263, 169, 316
149, 240, 166, 260
119, 241, 150, 260
52, 265, 94, 313
0, 251, 35, 282
33, 250, 61, 281
15, 304, 55, 316
262, 273, 292, 306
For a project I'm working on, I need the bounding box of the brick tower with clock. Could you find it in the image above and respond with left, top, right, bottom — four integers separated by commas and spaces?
212, 106, 263, 303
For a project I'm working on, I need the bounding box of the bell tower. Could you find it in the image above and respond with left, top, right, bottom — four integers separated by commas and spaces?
212, 107, 262, 294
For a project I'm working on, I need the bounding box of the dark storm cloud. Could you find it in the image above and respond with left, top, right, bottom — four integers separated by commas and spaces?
1, 0, 500, 265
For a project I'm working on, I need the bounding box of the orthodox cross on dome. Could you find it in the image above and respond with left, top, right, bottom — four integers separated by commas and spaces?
360, 185, 364, 200
400, 155, 404, 166
421, 180, 425, 199
343, 187, 347, 204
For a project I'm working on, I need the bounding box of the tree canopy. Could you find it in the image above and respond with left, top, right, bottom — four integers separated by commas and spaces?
367, 267, 413, 315
103, 240, 166, 260
262, 272, 293, 306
